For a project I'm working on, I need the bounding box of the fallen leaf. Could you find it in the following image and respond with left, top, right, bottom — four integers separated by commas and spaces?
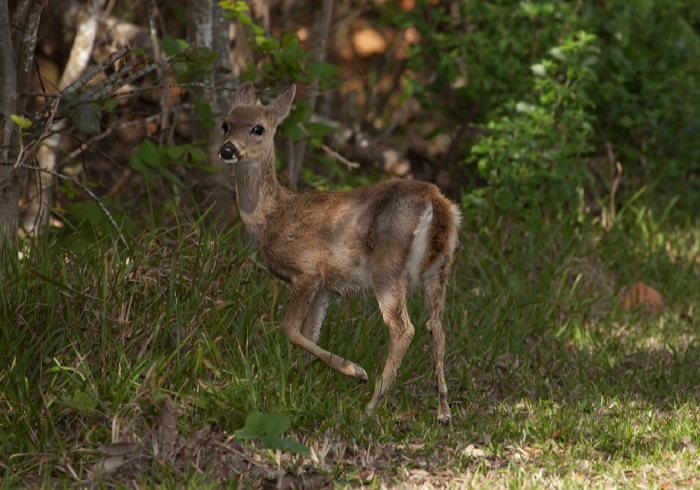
93, 455, 125, 474
623, 281, 666, 315
97, 442, 140, 456
462, 444, 485, 457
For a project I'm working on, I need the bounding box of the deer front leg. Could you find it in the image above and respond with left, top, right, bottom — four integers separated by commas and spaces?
281, 276, 368, 381
365, 284, 415, 417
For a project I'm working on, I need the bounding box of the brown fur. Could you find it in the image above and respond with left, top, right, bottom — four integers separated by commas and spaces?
219, 82, 461, 423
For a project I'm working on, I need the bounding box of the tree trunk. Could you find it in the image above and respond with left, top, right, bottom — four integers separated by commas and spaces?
0, 0, 45, 247
186, 0, 237, 224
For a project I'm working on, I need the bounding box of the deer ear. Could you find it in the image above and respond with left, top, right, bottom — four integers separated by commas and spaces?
266, 85, 296, 126
229, 82, 258, 111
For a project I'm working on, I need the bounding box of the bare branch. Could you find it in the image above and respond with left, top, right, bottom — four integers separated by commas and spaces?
84, 44, 199, 102
60, 45, 130, 97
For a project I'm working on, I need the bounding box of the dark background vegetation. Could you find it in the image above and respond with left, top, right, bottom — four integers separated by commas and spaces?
1, 0, 699, 487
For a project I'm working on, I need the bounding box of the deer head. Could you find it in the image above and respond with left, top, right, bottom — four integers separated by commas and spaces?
218, 82, 296, 166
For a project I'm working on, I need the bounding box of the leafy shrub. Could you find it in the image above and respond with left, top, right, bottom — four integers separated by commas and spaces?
465, 32, 598, 225
382, 0, 700, 220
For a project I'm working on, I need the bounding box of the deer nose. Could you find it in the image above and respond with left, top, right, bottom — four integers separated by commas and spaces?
219, 142, 239, 161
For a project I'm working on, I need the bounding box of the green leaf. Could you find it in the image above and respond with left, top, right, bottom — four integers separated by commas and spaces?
11, 114, 31, 129
167, 146, 185, 160
260, 435, 287, 451
303, 122, 336, 137
281, 35, 303, 64
162, 35, 189, 56
281, 124, 305, 142
278, 437, 311, 456
131, 47, 145, 56
195, 100, 215, 130
265, 412, 290, 437
305, 59, 339, 79
530, 63, 547, 77
135, 139, 161, 167
243, 411, 268, 436
101, 98, 118, 112
260, 435, 310, 456
186, 146, 207, 162
197, 164, 221, 174
157, 167, 184, 188
240, 68, 258, 82
128, 154, 148, 176
67, 104, 101, 135
234, 429, 259, 440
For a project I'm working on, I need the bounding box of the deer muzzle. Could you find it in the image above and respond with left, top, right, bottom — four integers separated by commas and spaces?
219, 142, 240, 164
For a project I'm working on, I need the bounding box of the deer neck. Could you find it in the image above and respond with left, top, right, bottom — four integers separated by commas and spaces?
232, 150, 289, 238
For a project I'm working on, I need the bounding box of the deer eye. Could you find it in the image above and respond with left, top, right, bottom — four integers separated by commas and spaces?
251, 125, 265, 136
221, 122, 229, 133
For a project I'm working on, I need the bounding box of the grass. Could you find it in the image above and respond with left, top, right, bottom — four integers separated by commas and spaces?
1, 201, 699, 488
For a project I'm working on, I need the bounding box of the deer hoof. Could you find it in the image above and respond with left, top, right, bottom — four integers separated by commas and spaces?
354, 365, 368, 382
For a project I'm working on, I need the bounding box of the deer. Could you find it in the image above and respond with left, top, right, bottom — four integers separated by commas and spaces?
218, 82, 461, 424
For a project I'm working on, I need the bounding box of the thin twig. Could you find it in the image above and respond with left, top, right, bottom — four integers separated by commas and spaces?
299, 123, 359, 170
318, 143, 360, 170
111, 82, 211, 98
610, 161, 623, 220
20, 164, 130, 250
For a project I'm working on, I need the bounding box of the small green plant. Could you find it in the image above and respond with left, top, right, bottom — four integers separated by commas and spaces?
235, 411, 310, 457
11, 114, 32, 149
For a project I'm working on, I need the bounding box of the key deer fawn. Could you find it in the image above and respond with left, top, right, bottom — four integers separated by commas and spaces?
219, 82, 461, 424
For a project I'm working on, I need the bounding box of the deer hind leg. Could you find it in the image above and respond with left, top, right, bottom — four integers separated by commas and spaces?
421, 254, 453, 425
281, 275, 368, 381
365, 280, 415, 417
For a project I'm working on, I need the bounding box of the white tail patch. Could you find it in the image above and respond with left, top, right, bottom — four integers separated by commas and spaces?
406, 203, 433, 287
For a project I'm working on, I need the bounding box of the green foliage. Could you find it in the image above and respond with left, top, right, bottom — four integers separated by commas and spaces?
235, 411, 310, 457
465, 32, 598, 225
387, 0, 580, 123
581, 0, 700, 211
382, 0, 700, 221
129, 139, 210, 188
219, 1, 338, 84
